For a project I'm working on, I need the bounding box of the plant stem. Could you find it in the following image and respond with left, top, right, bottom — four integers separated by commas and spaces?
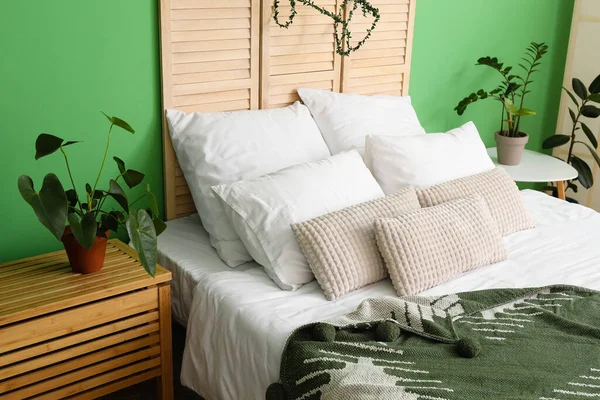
91, 124, 114, 210
60, 146, 83, 212
567, 100, 586, 164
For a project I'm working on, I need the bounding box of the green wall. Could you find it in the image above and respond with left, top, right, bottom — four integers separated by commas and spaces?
0, 1, 573, 262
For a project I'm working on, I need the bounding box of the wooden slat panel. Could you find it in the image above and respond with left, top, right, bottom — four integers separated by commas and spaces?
161, 0, 260, 219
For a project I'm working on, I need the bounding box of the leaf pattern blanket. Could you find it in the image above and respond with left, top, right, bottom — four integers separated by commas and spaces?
267, 285, 600, 400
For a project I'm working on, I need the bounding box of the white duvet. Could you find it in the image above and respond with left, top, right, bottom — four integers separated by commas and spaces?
178, 190, 600, 400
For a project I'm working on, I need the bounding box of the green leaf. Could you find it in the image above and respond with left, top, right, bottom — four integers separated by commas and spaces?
589, 73, 600, 94
578, 141, 600, 169
569, 108, 577, 123
573, 78, 588, 100
101, 211, 120, 232
67, 213, 98, 249
581, 123, 598, 149
107, 179, 129, 212
563, 87, 579, 107
542, 134, 571, 150
63, 141, 81, 147
65, 189, 78, 208
588, 93, 600, 103
18, 174, 68, 241
127, 209, 157, 277
514, 108, 536, 117
113, 157, 145, 189
101, 112, 135, 134
581, 105, 600, 118
35, 134, 64, 160
572, 155, 593, 189
146, 185, 166, 236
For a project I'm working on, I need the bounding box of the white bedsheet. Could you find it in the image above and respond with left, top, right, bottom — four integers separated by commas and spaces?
179, 190, 600, 400
157, 214, 257, 325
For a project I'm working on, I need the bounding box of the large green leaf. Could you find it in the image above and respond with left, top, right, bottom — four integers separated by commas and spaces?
573, 78, 588, 100
542, 134, 571, 150
113, 156, 145, 189
572, 155, 593, 189
67, 213, 98, 249
101, 112, 135, 134
581, 105, 600, 119
18, 174, 68, 241
589, 94, 600, 104
581, 123, 598, 149
35, 134, 63, 160
589, 73, 600, 94
107, 179, 129, 212
127, 209, 157, 277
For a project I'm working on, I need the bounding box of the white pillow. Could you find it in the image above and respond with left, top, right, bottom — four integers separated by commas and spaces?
297, 88, 426, 155
166, 102, 330, 267
212, 150, 384, 290
365, 121, 495, 194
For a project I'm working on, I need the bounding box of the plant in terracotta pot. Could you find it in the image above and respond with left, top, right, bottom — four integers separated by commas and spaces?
455, 42, 549, 165
542, 74, 600, 197
18, 113, 166, 276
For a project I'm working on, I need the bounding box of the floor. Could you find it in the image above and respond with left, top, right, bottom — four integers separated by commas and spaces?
101, 322, 203, 400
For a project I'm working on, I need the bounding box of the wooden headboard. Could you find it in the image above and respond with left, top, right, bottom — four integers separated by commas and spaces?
159, 0, 417, 220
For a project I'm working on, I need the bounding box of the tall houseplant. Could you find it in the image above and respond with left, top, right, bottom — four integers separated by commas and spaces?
455, 42, 549, 165
18, 113, 166, 276
542, 75, 600, 197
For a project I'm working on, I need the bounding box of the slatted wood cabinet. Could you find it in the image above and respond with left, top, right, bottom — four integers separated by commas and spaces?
0, 240, 173, 400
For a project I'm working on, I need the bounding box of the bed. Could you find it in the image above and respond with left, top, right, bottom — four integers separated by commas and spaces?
155, 1, 600, 399
153, 190, 600, 399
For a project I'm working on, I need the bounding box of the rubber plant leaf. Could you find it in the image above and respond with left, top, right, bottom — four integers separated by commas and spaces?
107, 179, 129, 212
579, 142, 600, 168
562, 87, 579, 107
589, 73, 600, 94
35, 134, 64, 160
18, 173, 68, 241
569, 108, 577, 123
573, 78, 588, 100
581, 123, 598, 149
67, 213, 98, 249
127, 209, 157, 277
581, 105, 600, 119
572, 155, 593, 189
588, 94, 600, 104
542, 135, 571, 150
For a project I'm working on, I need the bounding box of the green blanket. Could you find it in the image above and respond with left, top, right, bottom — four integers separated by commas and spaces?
267, 285, 600, 400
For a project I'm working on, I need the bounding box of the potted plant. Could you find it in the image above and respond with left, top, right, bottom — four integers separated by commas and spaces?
455, 42, 549, 165
18, 113, 166, 276
542, 75, 600, 198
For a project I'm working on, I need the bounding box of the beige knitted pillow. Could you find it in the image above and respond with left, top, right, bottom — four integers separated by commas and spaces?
417, 168, 535, 236
376, 195, 507, 296
292, 187, 421, 300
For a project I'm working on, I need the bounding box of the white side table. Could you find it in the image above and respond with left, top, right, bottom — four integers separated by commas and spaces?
487, 147, 578, 200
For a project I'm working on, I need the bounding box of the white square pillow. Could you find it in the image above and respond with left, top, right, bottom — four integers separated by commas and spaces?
297, 88, 425, 155
166, 102, 330, 267
212, 150, 384, 290
365, 121, 495, 194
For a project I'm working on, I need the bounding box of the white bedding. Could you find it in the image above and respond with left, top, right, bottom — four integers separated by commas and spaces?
174, 190, 600, 400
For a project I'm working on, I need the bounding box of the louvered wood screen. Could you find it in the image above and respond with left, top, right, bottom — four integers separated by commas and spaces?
159, 0, 416, 220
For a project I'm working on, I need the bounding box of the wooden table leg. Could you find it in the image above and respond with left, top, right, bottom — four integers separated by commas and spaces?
158, 284, 174, 400
556, 181, 566, 200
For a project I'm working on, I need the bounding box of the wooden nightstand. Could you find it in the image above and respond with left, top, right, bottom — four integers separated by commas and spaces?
0, 239, 173, 400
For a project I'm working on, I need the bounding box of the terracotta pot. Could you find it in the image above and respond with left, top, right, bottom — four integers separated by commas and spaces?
495, 131, 529, 166
61, 227, 110, 274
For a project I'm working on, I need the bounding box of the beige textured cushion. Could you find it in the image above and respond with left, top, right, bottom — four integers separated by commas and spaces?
416, 168, 535, 236
376, 194, 508, 296
292, 187, 421, 300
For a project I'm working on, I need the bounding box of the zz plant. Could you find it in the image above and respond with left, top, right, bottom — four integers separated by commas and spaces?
455, 42, 549, 137
18, 113, 165, 276
273, 0, 380, 56
542, 75, 600, 193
